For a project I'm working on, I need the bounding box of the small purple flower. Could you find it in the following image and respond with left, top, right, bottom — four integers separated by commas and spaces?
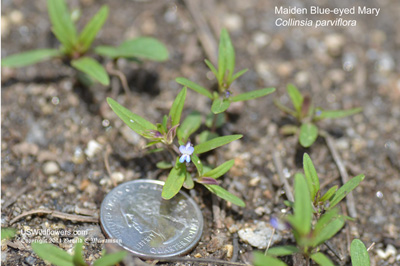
179, 142, 194, 163
270, 216, 291, 231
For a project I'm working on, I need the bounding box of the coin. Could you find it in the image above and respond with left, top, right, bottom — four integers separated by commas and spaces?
100, 179, 204, 258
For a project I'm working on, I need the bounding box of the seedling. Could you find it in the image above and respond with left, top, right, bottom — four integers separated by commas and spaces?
107, 87, 245, 207
274, 84, 362, 147
176, 29, 275, 135
32, 238, 126, 266
350, 239, 371, 266
254, 154, 365, 265
2, 0, 168, 86
1, 227, 17, 240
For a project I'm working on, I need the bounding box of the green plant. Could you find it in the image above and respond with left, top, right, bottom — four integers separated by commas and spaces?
107, 87, 245, 207
350, 239, 371, 266
1, 0, 168, 86
32, 238, 126, 266
274, 84, 362, 147
1, 227, 17, 240
253, 154, 365, 265
176, 29, 275, 135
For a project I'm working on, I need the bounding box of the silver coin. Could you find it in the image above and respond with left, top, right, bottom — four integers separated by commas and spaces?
100, 179, 203, 258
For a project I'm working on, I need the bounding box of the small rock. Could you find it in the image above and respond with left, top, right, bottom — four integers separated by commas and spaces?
295, 71, 310, 87
377, 244, 397, 260
324, 34, 345, 57
72, 147, 85, 164
111, 172, 124, 184
223, 14, 243, 32
9, 10, 24, 25
84, 140, 102, 158
224, 244, 233, 258
238, 222, 282, 249
252, 32, 270, 48
42, 161, 60, 175
1, 16, 10, 37
37, 151, 58, 163
12, 142, 39, 157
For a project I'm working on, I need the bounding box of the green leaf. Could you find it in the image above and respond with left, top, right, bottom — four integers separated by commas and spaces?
287, 84, 304, 114
320, 185, 338, 202
218, 29, 235, 83
231, 68, 248, 82
286, 173, 312, 235
175, 77, 213, 99
156, 161, 173, 169
266, 245, 299, 256
231, 88, 275, 102
204, 184, 245, 207
311, 215, 345, 247
47, 0, 77, 52
204, 59, 218, 78
169, 87, 187, 127
73, 239, 87, 266
310, 252, 336, 266
299, 123, 318, 148
194, 134, 242, 154
303, 153, 320, 201
1, 228, 17, 240
211, 98, 230, 114
328, 174, 365, 209
183, 172, 195, 189
191, 154, 203, 176
93, 46, 121, 58
350, 239, 370, 266
203, 159, 235, 179
32, 242, 74, 266
71, 57, 109, 85
1, 49, 62, 68
119, 37, 168, 61
106, 97, 157, 137
93, 251, 127, 266
314, 208, 340, 233
78, 5, 109, 53
253, 252, 288, 266
274, 99, 297, 117
162, 159, 186, 200
177, 111, 202, 142
315, 108, 362, 120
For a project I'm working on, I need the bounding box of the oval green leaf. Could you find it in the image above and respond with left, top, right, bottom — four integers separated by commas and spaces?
266, 245, 299, 256
119, 37, 168, 61
287, 83, 303, 113
169, 87, 187, 127
177, 111, 202, 142
350, 239, 370, 266
162, 160, 186, 200
303, 153, 320, 201
253, 252, 288, 266
32, 242, 74, 266
299, 123, 318, 148
310, 252, 335, 266
211, 98, 230, 114
71, 57, 109, 85
315, 108, 362, 120
93, 251, 127, 266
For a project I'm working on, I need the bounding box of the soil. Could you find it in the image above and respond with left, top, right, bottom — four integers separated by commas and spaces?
1, 0, 400, 265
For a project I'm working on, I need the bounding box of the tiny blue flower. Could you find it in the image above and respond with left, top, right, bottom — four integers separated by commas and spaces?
270, 216, 291, 231
179, 142, 194, 163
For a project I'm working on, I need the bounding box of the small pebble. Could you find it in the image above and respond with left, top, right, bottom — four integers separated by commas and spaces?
9, 10, 24, 25
84, 140, 102, 158
111, 172, 124, 184
377, 244, 397, 260
324, 34, 345, 57
223, 14, 243, 32
42, 161, 60, 175
238, 222, 282, 249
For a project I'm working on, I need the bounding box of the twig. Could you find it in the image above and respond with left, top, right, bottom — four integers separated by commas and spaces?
230, 233, 239, 262
324, 241, 344, 261
9, 209, 98, 224
103, 144, 116, 187
367, 242, 375, 252
272, 151, 294, 202
321, 131, 358, 219
106, 62, 131, 95
183, 0, 218, 63
264, 228, 276, 255
156, 256, 249, 266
